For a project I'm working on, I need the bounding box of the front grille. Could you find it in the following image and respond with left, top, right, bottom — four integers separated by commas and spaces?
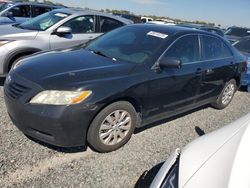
5, 82, 30, 100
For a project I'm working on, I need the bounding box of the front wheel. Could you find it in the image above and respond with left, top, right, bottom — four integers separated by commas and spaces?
87, 101, 138, 153
211, 79, 237, 109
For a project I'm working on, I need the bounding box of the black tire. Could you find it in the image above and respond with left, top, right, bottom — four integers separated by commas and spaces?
211, 79, 237, 109
87, 101, 138, 153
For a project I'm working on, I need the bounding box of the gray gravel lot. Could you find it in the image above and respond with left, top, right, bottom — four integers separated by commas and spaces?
0, 82, 250, 188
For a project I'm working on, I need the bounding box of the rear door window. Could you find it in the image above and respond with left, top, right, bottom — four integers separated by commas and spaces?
202, 35, 232, 60
99, 16, 124, 33
32, 6, 52, 17
9, 5, 31, 17
163, 35, 200, 64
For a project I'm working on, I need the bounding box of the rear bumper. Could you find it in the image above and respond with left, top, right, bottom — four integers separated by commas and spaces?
241, 60, 250, 87
242, 73, 250, 86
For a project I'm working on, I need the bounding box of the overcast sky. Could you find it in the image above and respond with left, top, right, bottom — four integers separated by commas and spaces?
51, 0, 250, 28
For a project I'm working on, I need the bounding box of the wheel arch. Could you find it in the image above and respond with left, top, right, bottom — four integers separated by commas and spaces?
86, 96, 143, 136
4, 48, 42, 74
233, 76, 241, 88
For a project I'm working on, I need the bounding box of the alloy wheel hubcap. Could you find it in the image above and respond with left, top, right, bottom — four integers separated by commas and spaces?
222, 84, 235, 105
99, 110, 132, 146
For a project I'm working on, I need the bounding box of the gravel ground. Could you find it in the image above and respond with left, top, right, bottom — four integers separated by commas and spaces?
0, 82, 250, 188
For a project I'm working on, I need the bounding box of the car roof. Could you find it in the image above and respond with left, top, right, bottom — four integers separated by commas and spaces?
53, 8, 133, 24
126, 23, 214, 36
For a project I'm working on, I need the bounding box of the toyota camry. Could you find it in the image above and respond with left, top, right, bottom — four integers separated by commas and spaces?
4, 24, 246, 152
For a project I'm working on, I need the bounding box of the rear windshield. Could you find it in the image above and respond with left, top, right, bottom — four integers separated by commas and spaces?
18, 11, 70, 31
234, 38, 250, 53
225, 28, 250, 37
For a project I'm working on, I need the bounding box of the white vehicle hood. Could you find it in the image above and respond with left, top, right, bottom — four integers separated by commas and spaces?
0, 24, 38, 40
180, 113, 250, 188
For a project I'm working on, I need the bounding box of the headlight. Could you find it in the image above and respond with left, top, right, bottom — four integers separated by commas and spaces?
161, 160, 179, 188
30, 90, 92, 105
0, 40, 13, 47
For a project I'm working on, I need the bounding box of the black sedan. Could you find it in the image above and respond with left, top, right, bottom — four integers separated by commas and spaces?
4, 24, 246, 152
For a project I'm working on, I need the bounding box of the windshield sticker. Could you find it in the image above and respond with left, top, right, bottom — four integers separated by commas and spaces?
55, 13, 68, 18
147, 31, 168, 39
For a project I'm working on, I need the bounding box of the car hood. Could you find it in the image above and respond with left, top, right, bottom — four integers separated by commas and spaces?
0, 24, 38, 40
14, 48, 136, 90
179, 113, 250, 188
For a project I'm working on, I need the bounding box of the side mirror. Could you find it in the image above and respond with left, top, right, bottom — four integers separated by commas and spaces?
5, 11, 13, 18
158, 57, 182, 69
55, 26, 72, 35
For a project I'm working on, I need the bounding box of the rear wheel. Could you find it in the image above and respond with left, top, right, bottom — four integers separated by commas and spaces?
211, 79, 237, 109
87, 101, 137, 153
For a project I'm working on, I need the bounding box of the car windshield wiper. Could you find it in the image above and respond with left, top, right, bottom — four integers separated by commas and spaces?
90, 50, 117, 61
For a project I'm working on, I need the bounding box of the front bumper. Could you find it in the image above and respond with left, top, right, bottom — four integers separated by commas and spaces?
4, 73, 99, 147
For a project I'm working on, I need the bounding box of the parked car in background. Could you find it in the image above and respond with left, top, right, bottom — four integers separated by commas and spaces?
233, 37, 250, 92
4, 24, 246, 153
177, 23, 226, 38
150, 112, 250, 188
147, 20, 176, 26
155, 18, 175, 24
0, 8, 131, 76
0, 1, 63, 25
141, 16, 153, 23
113, 13, 141, 23
225, 26, 250, 43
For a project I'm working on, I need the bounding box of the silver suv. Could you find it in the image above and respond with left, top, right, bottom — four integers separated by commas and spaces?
0, 8, 132, 76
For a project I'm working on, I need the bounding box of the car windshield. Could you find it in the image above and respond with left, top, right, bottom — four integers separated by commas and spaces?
234, 38, 250, 53
0, 2, 10, 12
225, 28, 250, 37
86, 26, 169, 64
18, 11, 70, 31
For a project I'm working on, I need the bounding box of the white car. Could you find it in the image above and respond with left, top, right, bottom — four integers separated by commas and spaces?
141, 16, 153, 23
150, 113, 250, 188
